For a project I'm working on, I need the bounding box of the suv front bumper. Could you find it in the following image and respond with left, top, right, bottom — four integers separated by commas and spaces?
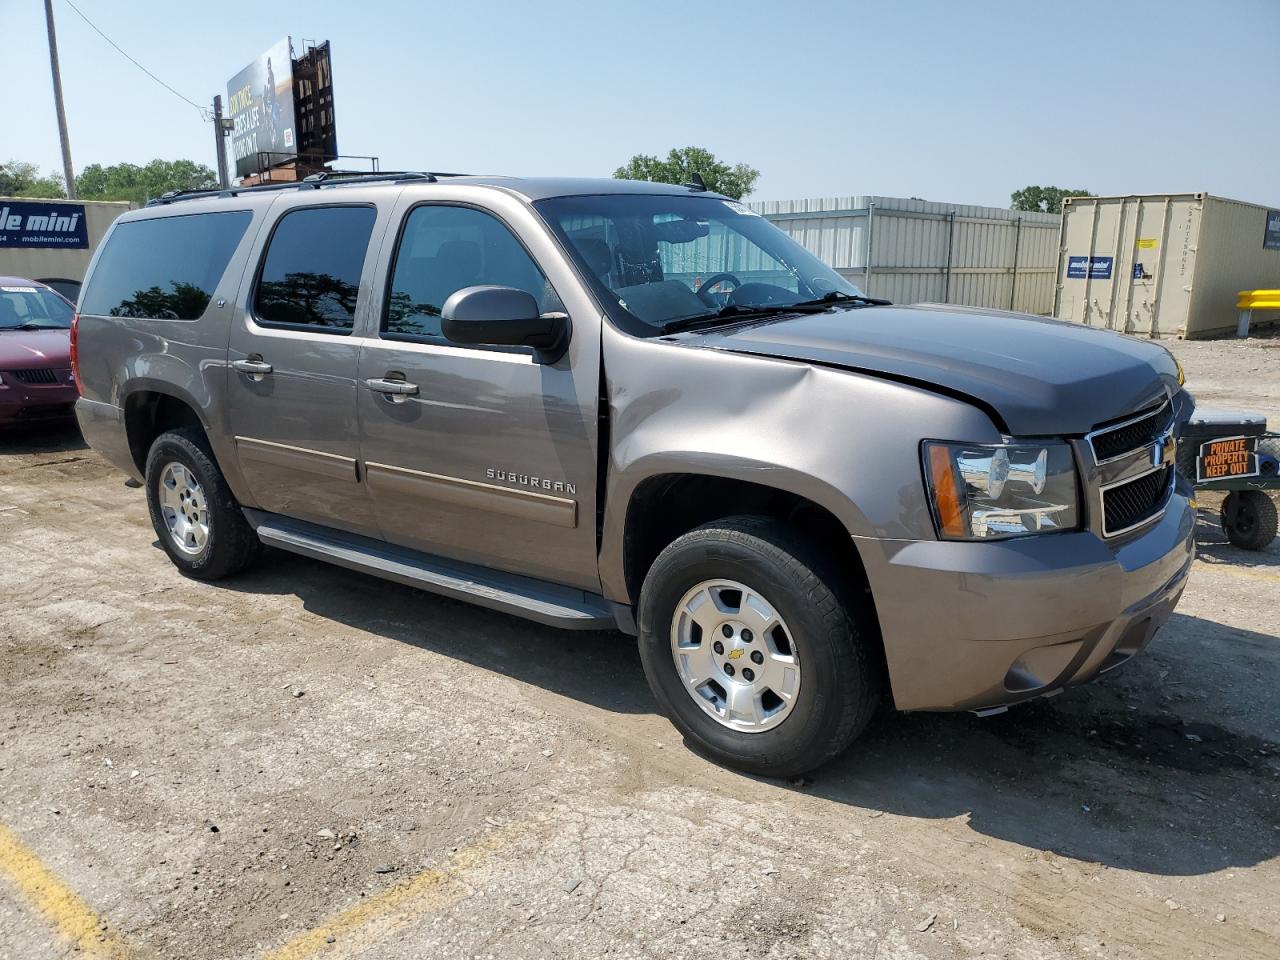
860, 490, 1196, 712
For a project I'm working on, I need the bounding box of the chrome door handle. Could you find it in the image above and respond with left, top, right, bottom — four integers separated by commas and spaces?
365, 378, 419, 396
232, 359, 273, 376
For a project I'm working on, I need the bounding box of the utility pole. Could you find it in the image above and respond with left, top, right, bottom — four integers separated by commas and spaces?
213, 95, 230, 188
43, 0, 77, 199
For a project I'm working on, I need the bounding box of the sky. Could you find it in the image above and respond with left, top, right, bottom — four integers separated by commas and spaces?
3, 0, 1278, 208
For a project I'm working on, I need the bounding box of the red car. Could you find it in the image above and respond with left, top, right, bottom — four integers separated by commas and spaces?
0, 277, 79, 426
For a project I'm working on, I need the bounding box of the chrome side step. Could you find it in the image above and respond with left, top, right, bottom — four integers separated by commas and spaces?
971, 705, 1009, 718
245, 510, 616, 631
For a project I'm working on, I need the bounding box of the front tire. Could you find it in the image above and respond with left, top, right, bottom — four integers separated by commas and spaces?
145, 427, 260, 579
637, 517, 880, 778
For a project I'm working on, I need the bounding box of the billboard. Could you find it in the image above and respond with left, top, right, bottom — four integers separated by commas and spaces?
294, 41, 339, 168
226, 37, 297, 179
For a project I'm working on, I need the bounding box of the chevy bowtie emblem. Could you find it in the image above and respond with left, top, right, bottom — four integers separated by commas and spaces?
1153, 432, 1177, 468
727, 648, 744, 660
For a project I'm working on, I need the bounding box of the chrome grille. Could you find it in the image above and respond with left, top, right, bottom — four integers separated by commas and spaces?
1102, 466, 1172, 536
10, 368, 63, 385
1089, 402, 1174, 463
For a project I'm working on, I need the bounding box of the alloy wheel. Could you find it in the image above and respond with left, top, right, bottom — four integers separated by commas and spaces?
669, 579, 801, 733
157, 461, 209, 555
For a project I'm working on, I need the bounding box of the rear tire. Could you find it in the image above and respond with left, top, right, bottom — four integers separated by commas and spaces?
637, 516, 880, 778
1220, 490, 1278, 551
145, 427, 261, 579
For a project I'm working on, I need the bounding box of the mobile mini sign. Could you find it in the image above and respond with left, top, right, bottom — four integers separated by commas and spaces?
0, 201, 89, 249
1066, 255, 1113, 280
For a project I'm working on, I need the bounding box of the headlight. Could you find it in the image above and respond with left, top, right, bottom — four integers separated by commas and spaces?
923, 441, 1079, 540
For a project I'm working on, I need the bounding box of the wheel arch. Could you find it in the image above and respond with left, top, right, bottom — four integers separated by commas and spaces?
119, 381, 255, 508
609, 469, 887, 689
122, 383, 211, 476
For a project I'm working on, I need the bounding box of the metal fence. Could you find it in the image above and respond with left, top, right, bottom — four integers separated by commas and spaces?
749, 195, 1062, 315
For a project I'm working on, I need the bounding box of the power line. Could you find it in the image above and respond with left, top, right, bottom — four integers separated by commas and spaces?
60, 0, 212, 121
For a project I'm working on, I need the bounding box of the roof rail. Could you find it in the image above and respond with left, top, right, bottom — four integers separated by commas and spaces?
146, 170, 475, 207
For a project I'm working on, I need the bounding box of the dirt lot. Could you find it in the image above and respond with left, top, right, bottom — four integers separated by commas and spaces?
2, 335, 1278, 960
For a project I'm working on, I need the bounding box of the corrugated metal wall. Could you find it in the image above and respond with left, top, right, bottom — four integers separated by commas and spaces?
750, 196, 1061, 314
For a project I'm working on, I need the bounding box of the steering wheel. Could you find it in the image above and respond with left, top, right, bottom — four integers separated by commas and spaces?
696, 273, 742, 301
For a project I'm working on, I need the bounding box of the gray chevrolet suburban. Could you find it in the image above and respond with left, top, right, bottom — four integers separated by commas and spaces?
72, 173, 1196, 776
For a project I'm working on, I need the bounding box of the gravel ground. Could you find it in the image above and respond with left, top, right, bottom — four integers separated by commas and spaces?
1, 334, 1277, 960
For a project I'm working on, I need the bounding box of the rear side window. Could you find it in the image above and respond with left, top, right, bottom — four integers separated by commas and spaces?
80, 211, 252, 320
253, 206, 377, 332
383, 205, 559, 343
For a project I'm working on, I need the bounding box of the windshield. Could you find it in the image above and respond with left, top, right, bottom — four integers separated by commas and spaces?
0, 284, 74, 330
535, 194, 864, 334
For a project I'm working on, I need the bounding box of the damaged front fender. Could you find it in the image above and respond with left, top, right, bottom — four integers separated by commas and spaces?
597, 323, 1003, 602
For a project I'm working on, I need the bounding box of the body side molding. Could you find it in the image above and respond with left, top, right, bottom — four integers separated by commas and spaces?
364, 461, 577, 528
234, 436, 358, 482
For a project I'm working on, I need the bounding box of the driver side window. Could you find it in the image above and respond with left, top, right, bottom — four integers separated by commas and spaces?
383, 205, 561, 345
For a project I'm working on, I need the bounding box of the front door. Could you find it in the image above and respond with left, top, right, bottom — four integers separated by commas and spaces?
356, 198, 601, 591
227, 200, 384, 536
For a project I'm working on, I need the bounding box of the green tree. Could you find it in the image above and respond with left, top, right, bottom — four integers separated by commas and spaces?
110, 282, 211, 320
257, 272, 360, 328
0, 160, 67, 199
614, 147, 760, 200
77, 159, 218, 205
1011, 185, 1095, 214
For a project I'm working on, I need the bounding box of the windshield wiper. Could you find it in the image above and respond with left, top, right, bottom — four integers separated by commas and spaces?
792, 291, 892, 308
659, 301, 831, 335
5, 322, 67, 331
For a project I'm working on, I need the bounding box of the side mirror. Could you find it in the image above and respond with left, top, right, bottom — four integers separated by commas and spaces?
441, 285, 568, 363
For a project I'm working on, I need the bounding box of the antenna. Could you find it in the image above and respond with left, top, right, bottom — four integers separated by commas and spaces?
686, 171, 708, 192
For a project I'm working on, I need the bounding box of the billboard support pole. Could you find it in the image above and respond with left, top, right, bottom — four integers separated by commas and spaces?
43, 0, 77, 199
213, 95, 230, 189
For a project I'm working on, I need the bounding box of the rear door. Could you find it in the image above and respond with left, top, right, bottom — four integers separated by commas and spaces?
226, 197, 387, 535
355, 193, 602, 591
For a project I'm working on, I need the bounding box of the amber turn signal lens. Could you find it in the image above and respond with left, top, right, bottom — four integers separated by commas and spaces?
927, 443, 967, 538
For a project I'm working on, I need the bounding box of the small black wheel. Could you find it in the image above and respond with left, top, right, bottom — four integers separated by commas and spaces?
637, 516, 880, 778
145, 427, 261, 579
1220, 490, 1278, 551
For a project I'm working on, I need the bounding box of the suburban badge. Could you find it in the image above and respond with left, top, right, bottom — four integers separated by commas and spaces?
486, 468, 576, 496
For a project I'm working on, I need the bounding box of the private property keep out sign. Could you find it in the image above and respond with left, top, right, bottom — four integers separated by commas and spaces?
1197, 437, 1259, 481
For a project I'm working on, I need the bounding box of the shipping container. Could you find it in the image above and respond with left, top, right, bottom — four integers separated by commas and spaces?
0, 196, 132, 292
1054, 193, 1280, 339
749, 195, 1062, 314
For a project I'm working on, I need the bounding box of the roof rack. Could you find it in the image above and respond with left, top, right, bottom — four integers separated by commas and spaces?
146, 170, 474, 206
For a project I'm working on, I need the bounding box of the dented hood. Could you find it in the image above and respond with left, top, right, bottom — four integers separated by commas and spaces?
692, 304, 1179, 435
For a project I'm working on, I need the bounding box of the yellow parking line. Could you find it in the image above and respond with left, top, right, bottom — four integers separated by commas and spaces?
263, 830, 510, 960
1196, 562, 1280, 584
0, 823, 130, 959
